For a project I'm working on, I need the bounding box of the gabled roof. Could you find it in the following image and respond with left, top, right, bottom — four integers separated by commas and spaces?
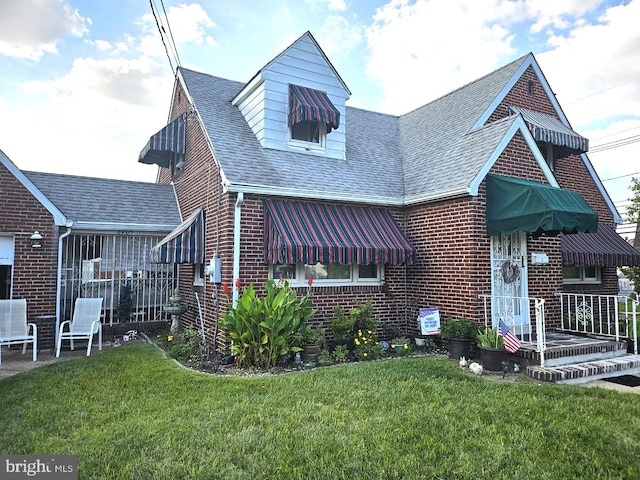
0, 149, 67, 226
24, 171, 181, 232
178, 49, 620, 223
180, 68, 404, 204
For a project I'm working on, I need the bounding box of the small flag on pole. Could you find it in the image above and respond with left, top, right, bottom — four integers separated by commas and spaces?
498, 319, 521, 353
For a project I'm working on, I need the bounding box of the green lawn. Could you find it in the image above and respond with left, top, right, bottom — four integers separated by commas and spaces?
1, 344, 639, 480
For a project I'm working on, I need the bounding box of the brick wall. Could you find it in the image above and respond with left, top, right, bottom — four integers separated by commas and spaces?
0, 163, 59, 346
162, 65, 621, 349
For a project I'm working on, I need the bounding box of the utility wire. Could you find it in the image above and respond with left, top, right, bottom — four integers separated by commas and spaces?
159, 0, 182, 69
590, 134, 640, 153
149, 0, 175, 73
565, 75, 640, 105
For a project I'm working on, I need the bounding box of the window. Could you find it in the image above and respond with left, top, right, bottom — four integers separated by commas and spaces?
270, 262, 383, 286
291, 120, 321, 144
562, 265, 601, 284
289, 120, 325, 149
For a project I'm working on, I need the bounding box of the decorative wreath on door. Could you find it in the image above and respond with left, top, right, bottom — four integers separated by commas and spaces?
501, 260, 521, 284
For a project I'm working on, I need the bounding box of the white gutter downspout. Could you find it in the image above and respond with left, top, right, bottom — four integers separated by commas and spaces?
232, 192, 244, 307
55, 225, 73, 342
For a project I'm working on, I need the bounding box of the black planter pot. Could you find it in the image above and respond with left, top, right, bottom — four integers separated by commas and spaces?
447, 338, 474, 360
478, 344, 507, 372
301, 344, 321, 363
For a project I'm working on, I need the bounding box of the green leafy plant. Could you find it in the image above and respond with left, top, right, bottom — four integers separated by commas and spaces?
381, 322, 400, 340
332, 344, 349, 362
331, 299, 378, 342
317, 348, 333, 366
440, 317, 479, 340
299, 323, 326, 346
168, 327, 207, 362
354, 329, 382, 360
477, 327, 505, 349
221, 279, 316, 368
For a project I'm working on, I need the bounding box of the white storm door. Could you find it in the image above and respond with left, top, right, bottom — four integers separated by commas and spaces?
490, 231, 529, 335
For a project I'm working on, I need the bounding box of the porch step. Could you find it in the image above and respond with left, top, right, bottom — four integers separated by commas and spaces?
526, 354, 640, 385
515, 334, 628, 367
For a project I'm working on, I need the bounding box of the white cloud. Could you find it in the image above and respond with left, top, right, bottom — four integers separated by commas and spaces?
138, 3, 218, 58
0, 55, 173, 181
317, 15, 365, 59
365, 0, 519, 114
0, 0, 89, 60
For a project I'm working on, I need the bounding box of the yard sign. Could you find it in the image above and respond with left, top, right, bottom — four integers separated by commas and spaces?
418, 307, 440, 335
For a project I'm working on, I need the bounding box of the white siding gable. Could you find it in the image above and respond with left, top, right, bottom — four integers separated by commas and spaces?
232, 32, 349, 160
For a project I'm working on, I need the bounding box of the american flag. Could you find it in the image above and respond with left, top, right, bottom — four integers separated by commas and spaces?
498, 319, 521, 353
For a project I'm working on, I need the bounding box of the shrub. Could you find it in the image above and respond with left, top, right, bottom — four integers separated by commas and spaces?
221, 279, 315, 368
354, 329, 382, 360
331, 299, 378, 342
440, 317, 479, 340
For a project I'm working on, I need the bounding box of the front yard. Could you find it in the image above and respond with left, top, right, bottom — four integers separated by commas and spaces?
1, 343, 639, 479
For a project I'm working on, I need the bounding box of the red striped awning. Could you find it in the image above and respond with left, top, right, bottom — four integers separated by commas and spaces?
264, 199, 416, 266
288, 85, 340, 133
138, 113, 187, 168
151, 208, 205, 264
561, 223, 640, 266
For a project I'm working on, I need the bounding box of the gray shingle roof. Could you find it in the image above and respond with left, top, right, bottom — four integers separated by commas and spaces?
24, 171, 181, 229
180, 53, 529, 205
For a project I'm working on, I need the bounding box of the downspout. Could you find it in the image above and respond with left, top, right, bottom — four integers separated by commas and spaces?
232, 191, 244, 307
55, 225, 73, 342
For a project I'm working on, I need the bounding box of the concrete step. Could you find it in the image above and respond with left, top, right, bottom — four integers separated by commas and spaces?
514, 335, 628, 367
526, 354, 640, 384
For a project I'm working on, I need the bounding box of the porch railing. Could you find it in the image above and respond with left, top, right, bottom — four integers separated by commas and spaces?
556, 292, 638, 355
478, 294, 547, 364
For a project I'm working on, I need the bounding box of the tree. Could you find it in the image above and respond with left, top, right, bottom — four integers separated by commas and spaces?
621, 177, 640, 295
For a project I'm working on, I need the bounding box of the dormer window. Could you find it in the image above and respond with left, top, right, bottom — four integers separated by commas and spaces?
288, 84, 339, 149
291, 120, 322, 144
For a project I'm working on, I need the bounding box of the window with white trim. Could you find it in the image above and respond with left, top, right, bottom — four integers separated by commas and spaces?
562, 265, 601, 284
270, 262, 383, 286
289, 120, 325, 150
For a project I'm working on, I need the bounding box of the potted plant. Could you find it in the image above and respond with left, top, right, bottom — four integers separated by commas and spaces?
477, 326, 507, 371
440, 317, 479, 359
299, 324, 326, 363
390, 336, 410, 355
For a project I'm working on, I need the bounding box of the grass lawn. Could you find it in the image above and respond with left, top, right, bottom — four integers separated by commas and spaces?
1, 343, 640, 479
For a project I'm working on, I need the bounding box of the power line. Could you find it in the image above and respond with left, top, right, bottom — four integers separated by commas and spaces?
149, 0, 175, 73
602, 172, 640, 182
589, 134, 640, 153
565, 75, 640, 105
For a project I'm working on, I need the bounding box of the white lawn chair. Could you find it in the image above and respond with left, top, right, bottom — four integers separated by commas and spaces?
0, 299, 37, 365
56, 298, 103, 357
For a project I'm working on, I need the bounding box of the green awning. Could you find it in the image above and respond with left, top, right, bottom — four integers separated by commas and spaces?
486, 174, 598, 237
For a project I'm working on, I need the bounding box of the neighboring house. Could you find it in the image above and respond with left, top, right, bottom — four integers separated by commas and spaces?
137, 31, 640, 351
0, 150, 181, 346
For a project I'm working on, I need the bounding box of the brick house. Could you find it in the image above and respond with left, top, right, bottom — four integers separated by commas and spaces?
138, 31, 640, 351
0, 150, 181, 348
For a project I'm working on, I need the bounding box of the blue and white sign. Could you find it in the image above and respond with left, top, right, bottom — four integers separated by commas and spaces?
418, 307, 440, 335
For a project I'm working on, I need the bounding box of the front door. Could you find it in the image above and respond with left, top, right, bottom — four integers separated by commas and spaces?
490, 231, 529, 335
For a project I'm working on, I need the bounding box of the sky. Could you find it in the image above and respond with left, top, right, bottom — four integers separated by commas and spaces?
0, 0, 639, 238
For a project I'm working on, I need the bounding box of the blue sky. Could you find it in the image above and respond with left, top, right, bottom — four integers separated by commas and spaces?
0, 0, 638, 236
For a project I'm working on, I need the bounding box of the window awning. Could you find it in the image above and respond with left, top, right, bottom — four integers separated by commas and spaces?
150, 208, 205, 264
138, 113, 187, 168
264, 199, 416, 266
486, 174, 598, 237
561, 223, 640, 266
509, 106, 588, 154
288, 84, 340, 133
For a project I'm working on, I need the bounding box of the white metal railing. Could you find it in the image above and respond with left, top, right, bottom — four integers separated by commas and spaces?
478, 295, 547, 364
61, 233, 175, 324
557, 292, 638, 355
